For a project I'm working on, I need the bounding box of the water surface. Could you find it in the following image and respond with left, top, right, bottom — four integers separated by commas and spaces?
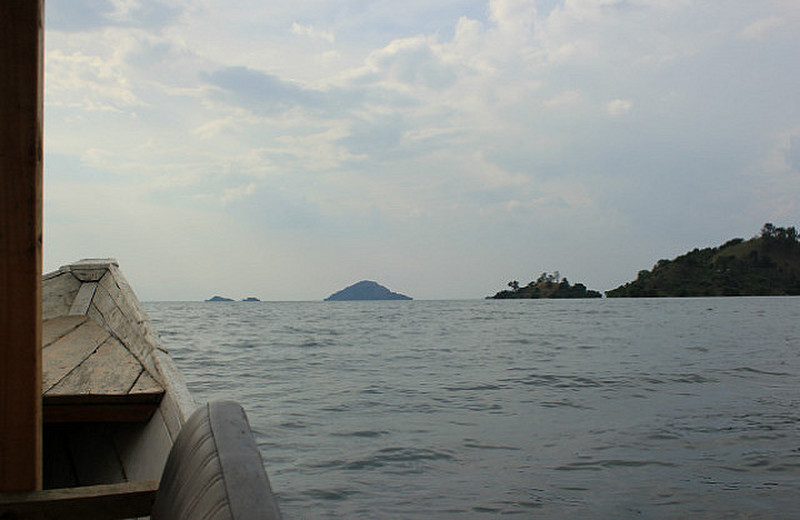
146, 297, 800, 519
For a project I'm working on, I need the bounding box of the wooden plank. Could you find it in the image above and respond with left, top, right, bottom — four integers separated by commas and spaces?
70, 266, 110, 282
42, 315, 87, 348
67, 423, 127, 486
68, 281, 97, 316
92, 280, 150, 362
0, 0, 44, 492
41, 270, 81, 321
153, 350, 197, 438
48, 338, 142, 397
44, 403, 162, 423
42, 320, 111, 393
129, 370, 163, 395
43, 394, 163, 423
115, 410, 174, 482
86, 268, 166, 383
0, 480, 158, 520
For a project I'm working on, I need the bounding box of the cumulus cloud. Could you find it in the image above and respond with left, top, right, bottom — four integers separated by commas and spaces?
363, 36, 458, 90
42, 0, 800, 299
46, 50, 144, 111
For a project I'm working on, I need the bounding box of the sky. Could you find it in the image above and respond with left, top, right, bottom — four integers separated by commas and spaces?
42, 0, 800, 301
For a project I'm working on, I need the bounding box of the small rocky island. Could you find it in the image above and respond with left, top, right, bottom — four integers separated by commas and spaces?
607, 223, 800, 297
490, 272, 602, 299
205, 295, 234, 302
242, 297, 261, 302
325, 281, 412, 301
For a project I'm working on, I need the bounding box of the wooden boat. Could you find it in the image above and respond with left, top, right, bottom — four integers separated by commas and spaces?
40, 259, 196, 489
1, 3, 281, 518
0, 259, 283, 518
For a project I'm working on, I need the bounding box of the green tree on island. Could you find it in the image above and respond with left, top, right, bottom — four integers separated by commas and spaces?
606, 223, 800, 297
491, 272, 602, 299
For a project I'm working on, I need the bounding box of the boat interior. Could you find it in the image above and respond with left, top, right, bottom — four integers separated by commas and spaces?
0, 260, 282, 519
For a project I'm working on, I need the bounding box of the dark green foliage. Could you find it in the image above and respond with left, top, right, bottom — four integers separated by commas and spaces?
491, 272, 602, 299
606, 224, 800, 297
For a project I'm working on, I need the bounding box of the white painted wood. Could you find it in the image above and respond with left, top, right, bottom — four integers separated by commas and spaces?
68, 281, 96, 316
91, 277, 162, 379
70, 269, 108, 282
129, 371, 162, 395
42, 319, 110, 393
69, 259, 118, 283
70, 258, 119, 270
41, 270, 81, 321
114, 409, 173, 482
153, 349, 197, 438
41, 259, 199, 494
42, 315, 85, 348
48, 337, 141, 396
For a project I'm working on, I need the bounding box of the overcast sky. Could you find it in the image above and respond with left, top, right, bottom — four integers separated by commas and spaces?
43, 0, 800, 301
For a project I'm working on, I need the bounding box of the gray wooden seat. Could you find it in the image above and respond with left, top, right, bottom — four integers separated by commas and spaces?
152, 401, 282, 520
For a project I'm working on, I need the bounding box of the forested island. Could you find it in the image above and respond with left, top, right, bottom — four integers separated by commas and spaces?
490, 272, 602, 299
607, 223, 800, 297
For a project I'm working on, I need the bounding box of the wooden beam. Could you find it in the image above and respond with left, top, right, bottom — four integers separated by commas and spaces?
0, 0, 45, 492
43, 393, 164, 423
0, 480, 159, 520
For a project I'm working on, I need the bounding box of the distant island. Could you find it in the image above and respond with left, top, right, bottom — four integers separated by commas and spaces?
607, 223, 800, 297
242, 297, 260, 302
325, 281, 412, 301
205, 295, 234, 302
490, 272, 602, 299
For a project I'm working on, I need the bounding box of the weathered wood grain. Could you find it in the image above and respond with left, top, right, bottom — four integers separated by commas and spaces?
0, 479, 158, 520
41, 270, 81, 321
69, 281, 97, 315
97, 275, 148, 351
152, 350, 197, 439
70, 263, 110, 282
43, 397, 163, 423
0, 0, 44, 491
114, 410, 173, 482
42, 315, 86, 348
42, 319, 111, 393
48, 338, 141, 396
129, 371, 163, 395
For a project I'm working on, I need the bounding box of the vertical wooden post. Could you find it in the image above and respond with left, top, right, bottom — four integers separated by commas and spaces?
0, 0, 44, 491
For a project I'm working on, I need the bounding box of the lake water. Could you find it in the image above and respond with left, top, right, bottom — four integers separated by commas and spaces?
145, 297, 800, 519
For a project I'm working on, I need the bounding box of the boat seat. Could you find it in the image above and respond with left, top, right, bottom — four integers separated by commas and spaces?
151, 401, 282, 520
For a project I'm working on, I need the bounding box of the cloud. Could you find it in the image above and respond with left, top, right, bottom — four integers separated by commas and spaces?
46, 49, 144, 112
46, 0, 180, 32
364, 36, 459, 90
204, 66, 325, 113
42, 1, 800, 299
542, 90, 586, 110
292, 22, 335, 43
603, 98, 634, 116
740, 15, 785, 41
221, 182, 257, 205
